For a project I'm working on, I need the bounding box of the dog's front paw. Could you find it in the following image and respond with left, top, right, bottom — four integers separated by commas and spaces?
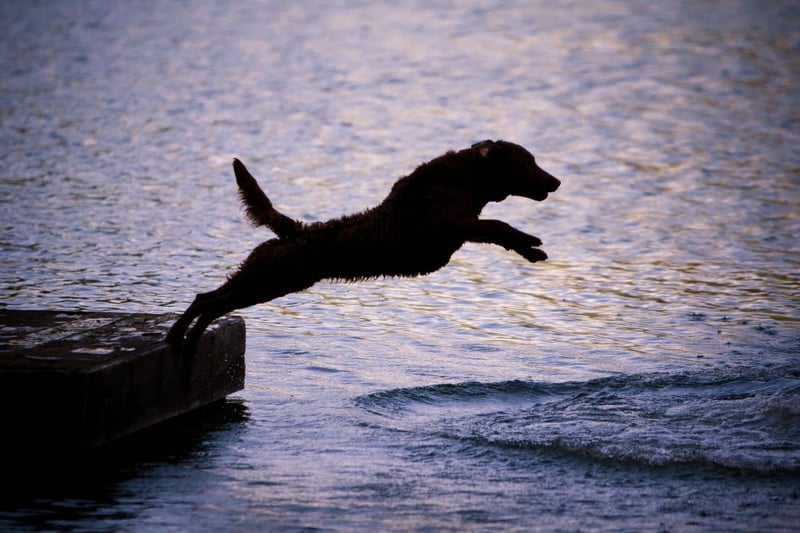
523, 233, 543, 248
518, 247, 548, 263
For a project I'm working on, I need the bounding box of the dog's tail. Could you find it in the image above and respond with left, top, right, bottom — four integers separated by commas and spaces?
233, 158, 302, 239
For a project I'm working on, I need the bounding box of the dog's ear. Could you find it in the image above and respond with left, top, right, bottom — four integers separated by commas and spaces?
472, 140, 495, 158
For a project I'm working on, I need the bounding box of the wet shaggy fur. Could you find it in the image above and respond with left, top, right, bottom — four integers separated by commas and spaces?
167, 140, 561, 353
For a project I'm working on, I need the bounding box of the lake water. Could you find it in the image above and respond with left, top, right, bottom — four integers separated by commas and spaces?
1, 0, 799, 531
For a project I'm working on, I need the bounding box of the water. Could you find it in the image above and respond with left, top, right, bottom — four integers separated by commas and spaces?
1, 0, 799, 530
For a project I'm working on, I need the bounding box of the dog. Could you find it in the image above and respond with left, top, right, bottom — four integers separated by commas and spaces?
167, 140, 560, 354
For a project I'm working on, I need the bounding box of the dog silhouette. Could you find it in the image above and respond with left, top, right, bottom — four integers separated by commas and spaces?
167, 140, 560, 353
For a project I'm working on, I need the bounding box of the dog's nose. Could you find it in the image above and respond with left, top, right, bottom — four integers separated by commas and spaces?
536, 166, 560, 193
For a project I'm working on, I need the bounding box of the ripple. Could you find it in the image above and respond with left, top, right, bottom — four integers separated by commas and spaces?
357, 364, 800, 473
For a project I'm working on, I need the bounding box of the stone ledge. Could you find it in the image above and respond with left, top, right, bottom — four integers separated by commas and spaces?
0, 309, 245, 452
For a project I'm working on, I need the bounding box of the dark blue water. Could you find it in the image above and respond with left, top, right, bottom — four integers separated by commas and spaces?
1, 0, 799, 531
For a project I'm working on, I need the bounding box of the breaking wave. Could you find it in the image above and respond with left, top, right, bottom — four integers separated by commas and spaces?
355, 363, 800, 473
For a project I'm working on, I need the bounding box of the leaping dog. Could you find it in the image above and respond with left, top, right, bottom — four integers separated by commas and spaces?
167, 140, 561, 354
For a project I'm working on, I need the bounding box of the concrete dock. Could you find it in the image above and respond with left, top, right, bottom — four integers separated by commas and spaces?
0, 310, 245, 453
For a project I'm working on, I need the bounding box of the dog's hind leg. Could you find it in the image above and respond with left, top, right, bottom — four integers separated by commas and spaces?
182, 290, 243, 356
178, 273, 315, 355
168, 239, 318, 355
166, 286, 231, 349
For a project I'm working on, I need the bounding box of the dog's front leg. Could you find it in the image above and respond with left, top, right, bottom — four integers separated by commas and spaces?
460, 219, 548, 262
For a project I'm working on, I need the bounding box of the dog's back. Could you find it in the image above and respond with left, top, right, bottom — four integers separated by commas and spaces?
234, 147, 493, 280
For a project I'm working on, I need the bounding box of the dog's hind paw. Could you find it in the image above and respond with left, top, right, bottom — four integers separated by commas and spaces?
165, 333, 184, 353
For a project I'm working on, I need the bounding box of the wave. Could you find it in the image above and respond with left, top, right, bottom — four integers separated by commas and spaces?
355, 363, 800, 474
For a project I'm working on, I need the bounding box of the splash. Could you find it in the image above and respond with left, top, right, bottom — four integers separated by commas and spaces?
356, 364, 800, 473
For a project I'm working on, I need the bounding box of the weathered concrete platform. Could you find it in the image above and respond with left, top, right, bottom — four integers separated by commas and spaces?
0, 310, 245, 453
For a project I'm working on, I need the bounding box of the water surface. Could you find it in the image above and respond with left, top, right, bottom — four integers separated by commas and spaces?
1, 1, 799, 531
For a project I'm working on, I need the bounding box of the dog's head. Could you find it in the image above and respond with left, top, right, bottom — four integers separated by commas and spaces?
472, 140, 561, 202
